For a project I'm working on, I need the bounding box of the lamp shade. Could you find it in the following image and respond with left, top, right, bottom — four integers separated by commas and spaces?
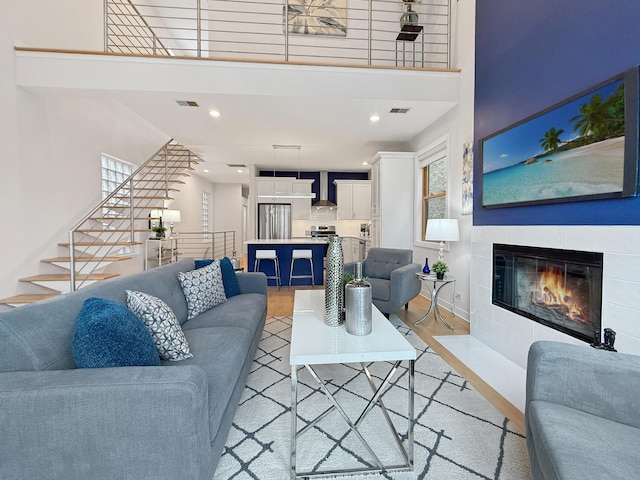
426, 219, 459, 242
162, 209, 181, 223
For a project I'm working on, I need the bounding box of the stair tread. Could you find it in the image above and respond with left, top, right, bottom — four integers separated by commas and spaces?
42, 256, 133, 263
76, 229, 149, 233
58, 241, 142, 246
0, 293, 61, 304
20, 273, 119, 282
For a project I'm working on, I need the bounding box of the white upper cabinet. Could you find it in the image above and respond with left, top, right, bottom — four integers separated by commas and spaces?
334, 180, 371, 220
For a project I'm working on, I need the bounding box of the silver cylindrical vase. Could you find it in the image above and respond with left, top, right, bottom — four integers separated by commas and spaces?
324, 235, 344, 327
345, 261, 372, 336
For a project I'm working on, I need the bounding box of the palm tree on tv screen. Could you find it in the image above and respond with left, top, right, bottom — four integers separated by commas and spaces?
539, 126, 565, 152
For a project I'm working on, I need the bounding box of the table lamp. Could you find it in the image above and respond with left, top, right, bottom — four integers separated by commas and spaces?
425, 219, 459, 262
162, 209, 181, 238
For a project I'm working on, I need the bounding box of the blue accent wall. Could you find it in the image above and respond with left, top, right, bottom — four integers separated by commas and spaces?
474, 0, 640, 225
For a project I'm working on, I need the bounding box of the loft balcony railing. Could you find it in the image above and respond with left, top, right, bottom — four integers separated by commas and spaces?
104, 0, 451, 69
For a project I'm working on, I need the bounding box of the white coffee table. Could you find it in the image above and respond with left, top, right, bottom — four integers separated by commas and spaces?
290, 289, 416, 478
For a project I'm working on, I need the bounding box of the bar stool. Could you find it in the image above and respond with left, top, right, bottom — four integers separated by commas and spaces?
289, 249, 314, 288
254, 250, 281, 288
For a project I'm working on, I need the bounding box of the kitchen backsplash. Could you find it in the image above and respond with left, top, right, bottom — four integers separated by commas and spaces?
292, 219, 370, 238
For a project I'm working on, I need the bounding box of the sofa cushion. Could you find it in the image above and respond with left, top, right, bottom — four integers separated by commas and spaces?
195, 257, 241, 297
528, 400, 640, 480
368, 278, 391, 302
182, 293, 267, 337
72, 297, 161, 368
126, 290, 193, 361
167, 326, 254, 441
179, 260, 227, 320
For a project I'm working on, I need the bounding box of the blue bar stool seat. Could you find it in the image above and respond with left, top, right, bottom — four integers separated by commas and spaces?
255, 249, 281, 288
289, 249, 314, 287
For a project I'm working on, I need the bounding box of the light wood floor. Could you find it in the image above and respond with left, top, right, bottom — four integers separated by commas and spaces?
267, 286, 525, 431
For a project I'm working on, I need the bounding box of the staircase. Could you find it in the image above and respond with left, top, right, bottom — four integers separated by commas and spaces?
0, 139, 199, 307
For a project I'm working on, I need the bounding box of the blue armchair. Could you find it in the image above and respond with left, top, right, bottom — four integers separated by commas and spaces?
345, 247, 421, 315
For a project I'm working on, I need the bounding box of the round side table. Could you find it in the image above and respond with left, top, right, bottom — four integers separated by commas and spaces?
414, 273, 456, 330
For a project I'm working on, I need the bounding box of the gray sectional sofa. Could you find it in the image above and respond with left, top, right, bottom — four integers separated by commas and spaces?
526, 341, 640, 480
0, 258, 267, 480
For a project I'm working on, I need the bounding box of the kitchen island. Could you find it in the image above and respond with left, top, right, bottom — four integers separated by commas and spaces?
245, 238, 328, 287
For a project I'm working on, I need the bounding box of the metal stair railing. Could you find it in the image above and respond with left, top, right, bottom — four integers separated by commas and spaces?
68, 139, 200, 291
175, 231, 237, 261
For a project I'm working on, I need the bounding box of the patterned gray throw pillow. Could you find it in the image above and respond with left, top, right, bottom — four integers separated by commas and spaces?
178, 259, 227, 320
126, 290, 193, 361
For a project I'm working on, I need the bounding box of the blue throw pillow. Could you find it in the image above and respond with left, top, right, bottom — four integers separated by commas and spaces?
194, 257, 241, 297
73, 297, 161, 368
220, 257, 241, 297
194, 259, 213, 269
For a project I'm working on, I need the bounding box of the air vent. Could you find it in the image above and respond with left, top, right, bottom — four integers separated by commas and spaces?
227, 163, 247, 168
389, 107, 411, 114
176, 100, 199, 107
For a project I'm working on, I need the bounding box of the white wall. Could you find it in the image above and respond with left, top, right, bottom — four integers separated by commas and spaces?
211, 183, 243, 254
408, 0, 475, 320
0, 3, 172, 300
10, 0, 103, 51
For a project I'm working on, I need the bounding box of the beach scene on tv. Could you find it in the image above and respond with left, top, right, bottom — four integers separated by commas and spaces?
482, 78, 625, 207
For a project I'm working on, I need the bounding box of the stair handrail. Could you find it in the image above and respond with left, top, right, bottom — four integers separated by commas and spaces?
68, 138, 196, 291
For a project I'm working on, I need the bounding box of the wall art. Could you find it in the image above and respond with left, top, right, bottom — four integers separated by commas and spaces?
285, 0, 347, 36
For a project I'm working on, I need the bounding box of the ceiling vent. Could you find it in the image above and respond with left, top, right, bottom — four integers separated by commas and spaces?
389, 107, 411, 114
227, 163, 247, 168
176, 100, 199, 107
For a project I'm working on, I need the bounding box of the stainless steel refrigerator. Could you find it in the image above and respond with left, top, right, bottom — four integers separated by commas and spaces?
257, 203, 292, 239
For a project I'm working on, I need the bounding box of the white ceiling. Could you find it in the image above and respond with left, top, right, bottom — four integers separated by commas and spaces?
15, 51, 460, 183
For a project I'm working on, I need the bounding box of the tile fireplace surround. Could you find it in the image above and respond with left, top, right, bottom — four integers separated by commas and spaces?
470, 225, 640, 369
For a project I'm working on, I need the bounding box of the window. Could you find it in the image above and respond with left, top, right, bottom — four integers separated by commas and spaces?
101, 154, 134, 254
101, 154, 133, 217
202, 191, 210, 240
415, 136, 449, 244
421, 157, 447, 240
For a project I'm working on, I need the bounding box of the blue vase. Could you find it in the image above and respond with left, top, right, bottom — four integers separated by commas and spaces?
422, 258, 430, 274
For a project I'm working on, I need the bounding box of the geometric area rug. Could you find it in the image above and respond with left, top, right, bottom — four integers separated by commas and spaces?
214, 316, 532, 480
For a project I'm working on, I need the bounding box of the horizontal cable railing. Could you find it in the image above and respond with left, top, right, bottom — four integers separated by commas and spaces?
69, 140, 199, 291
105, 0, 450, 69
175, 231, 237, 261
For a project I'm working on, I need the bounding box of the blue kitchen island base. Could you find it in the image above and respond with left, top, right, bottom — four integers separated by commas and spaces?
247, 241, 326, 287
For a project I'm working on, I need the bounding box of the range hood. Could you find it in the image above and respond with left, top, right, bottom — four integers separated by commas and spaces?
312, 171, 337, 207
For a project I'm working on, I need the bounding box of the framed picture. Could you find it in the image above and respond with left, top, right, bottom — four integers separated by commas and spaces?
285, 0, 347, 37
480, 66, 639, 208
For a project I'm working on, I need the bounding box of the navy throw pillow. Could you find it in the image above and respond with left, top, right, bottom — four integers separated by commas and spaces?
220, 257, 241, 297
194, 259, 213, 269
73, 297, 161, 368
194, 258, 241, 297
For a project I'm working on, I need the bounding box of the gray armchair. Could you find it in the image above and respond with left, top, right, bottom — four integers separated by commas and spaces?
526, 341, 640, 479
345, 247, 421, 315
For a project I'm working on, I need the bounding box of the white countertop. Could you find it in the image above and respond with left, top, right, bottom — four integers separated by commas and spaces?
244, 238, 329, 245
289, 290, 416, 365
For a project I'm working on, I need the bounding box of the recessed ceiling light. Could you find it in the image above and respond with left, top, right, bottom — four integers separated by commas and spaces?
203, 169, 210, 173
369, 114, 380, 122
237, 169, 243, 173
362, 161, 369, 166
209, 110, 221, 118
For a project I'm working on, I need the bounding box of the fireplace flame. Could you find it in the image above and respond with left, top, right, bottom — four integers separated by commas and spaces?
535, 268, 586, 323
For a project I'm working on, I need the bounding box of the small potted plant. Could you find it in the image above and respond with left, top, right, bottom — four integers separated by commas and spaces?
152, 225, 167, 239
431, 260, 448, 280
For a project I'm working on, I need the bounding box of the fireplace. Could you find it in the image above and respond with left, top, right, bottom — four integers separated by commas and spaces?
493, 244, 603, 343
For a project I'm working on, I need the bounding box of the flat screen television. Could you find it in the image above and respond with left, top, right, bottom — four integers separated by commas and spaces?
480, 66, 639, 208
